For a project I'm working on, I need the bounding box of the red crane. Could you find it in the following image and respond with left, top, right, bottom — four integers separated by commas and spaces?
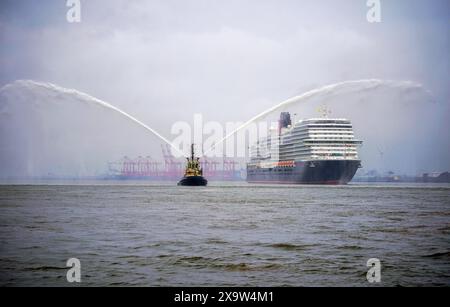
161, 144, 183, 179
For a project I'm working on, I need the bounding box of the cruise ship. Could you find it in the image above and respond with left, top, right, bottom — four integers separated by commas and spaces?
247, 112, 362, 184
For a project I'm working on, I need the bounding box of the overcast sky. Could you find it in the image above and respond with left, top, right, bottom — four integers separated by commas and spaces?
0, 0, 449, 174
1, 0, 448, 120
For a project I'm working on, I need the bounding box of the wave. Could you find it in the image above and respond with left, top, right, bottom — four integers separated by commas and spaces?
423, 251, 450, 259
267, 243, 314, 251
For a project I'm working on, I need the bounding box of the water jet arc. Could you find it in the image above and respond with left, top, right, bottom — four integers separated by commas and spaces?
1, 80, 188, 158
204, 79, 425, 156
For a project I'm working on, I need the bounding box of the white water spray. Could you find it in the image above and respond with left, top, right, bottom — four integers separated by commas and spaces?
204, 79, 429, 156
0, 78, 440, 178
0, 80, 187, 158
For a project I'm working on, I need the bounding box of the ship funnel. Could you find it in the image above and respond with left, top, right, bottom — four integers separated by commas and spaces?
279, 112, 292, 132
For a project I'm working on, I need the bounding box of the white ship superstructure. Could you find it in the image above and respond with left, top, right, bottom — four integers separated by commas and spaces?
247, 112, 363, 185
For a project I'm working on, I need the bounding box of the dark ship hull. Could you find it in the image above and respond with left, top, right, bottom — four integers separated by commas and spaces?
247, 160, 360, 185
178, 176, 208, 186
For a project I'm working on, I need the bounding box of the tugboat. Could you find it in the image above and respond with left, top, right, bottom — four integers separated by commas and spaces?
178, 144, 208, 186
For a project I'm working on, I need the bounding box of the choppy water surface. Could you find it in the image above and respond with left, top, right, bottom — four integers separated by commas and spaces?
0, 182, 449, 286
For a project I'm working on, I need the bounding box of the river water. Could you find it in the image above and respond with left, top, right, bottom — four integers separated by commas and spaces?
0, 182, 449, 286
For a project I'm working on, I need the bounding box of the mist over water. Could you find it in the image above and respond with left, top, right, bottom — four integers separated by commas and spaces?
0, 79, 447, 179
